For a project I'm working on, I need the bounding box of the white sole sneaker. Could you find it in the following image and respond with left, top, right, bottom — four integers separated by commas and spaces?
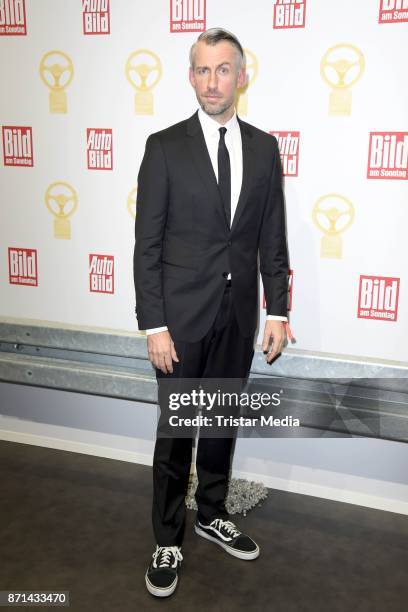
145, 572, 178, 597
195, 524, 260, 560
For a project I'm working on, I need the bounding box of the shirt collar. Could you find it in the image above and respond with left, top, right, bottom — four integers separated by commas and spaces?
198, 107, 239, 138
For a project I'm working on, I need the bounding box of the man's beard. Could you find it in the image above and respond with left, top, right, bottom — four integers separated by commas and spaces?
198, 95, 234, 117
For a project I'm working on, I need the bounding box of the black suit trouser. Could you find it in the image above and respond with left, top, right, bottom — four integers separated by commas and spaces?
152, 282, 255, 546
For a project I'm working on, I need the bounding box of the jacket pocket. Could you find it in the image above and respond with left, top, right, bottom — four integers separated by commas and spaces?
162, 261, 196, 280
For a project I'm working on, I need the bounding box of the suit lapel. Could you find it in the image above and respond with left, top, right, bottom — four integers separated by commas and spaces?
186, 111, 255, 233
231, 117, 255, 234
186, 111, 228, 226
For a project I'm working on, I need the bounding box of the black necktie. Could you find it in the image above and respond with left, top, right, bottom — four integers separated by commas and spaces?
217, 127, 231, 227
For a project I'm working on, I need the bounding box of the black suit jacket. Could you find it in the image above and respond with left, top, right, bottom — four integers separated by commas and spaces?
134, 110, 289, 342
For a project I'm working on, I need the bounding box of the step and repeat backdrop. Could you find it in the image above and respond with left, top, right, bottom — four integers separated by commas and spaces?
0, 0, 407, 362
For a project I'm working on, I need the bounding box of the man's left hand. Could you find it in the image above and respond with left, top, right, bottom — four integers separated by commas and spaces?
262, 320, 287, 363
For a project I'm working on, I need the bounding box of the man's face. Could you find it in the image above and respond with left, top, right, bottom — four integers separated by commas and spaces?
189, 40, 246, 120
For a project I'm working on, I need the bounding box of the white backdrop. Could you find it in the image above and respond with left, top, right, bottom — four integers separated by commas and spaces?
0, 0, 407, 362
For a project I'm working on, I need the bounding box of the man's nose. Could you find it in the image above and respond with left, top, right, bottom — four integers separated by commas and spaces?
207, 70, 218, 90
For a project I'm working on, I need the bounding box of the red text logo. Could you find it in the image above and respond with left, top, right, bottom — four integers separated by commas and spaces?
378, 0, 408, 23
170, 0, 206, 33
273, 0, 306, 29
8, 247, 38, 286
87, 128, 113, 170
357, 275, 400, 321
270, 131, 300, 176
0, 0, 26, 35
2, 126, 33, 166
82, 0, 110, 34
367, 132, 408, 180
89, 254, 114, 293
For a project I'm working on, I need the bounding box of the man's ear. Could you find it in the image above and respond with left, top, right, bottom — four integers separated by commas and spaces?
189, 66, 195, 88
237, 67, 247, 89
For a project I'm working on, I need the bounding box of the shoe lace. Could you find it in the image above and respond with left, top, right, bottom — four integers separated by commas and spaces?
211, 519, 241, 538
152, 545, 183, 569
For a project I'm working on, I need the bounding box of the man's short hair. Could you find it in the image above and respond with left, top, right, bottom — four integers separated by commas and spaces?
189, 27, 245, 70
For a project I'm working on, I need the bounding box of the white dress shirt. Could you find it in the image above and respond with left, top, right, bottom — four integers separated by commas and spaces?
145, 108, 287, 335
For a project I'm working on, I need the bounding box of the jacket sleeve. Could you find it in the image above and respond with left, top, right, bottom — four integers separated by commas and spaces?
259, 136, 289, 318
133, 134, 168, 329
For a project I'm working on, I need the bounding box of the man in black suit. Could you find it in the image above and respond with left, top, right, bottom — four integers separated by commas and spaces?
134, 28, 289, 597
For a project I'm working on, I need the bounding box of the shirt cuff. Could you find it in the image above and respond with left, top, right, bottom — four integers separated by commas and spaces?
145, 326, 168, 335
266, 315, 288, 322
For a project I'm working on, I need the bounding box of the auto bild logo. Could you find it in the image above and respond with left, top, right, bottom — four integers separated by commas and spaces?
170, 0, 206, 32
273, 0, 306, 29
367, 132, 408, 179
82, 0, 110, 34
379, 0, 408, 23
87, 128, 113, 170
0, 0, 26, 35
89, 254, 114, 293
358, 275, 400, 322
2, 126, 33, 166
8, 247, 38, 286
270, 131, 300, 176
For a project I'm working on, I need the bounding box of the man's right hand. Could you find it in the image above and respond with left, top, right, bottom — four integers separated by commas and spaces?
147, 330, 179, 374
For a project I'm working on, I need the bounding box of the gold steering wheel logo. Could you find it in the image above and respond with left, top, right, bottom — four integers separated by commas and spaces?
320, 43, 365, 116
39, 50, 74, 114
125, 49, 162, 115
237, 48, 258, 117
312, 193, 355, 259
127, 187, 138, 218
45, 181, 78, 239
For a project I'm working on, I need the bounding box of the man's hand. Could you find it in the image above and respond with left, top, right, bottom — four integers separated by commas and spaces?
147, 330, 179, 374
262, 320, 286, 364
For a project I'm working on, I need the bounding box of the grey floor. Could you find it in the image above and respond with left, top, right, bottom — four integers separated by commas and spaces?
0, 440, 407, 612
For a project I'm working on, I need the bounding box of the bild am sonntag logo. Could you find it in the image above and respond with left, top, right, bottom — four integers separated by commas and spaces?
0, 0, 26, 35
2, 126, 33, 166
8, 247, 38, 286
379, 0, 408, 23
357, 275, 400, 322
367, 132, 408, 180
170, 0, 206, 32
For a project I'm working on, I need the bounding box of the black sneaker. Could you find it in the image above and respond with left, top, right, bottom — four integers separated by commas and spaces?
195, 517, 260, 560
145, 545, 183, 597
